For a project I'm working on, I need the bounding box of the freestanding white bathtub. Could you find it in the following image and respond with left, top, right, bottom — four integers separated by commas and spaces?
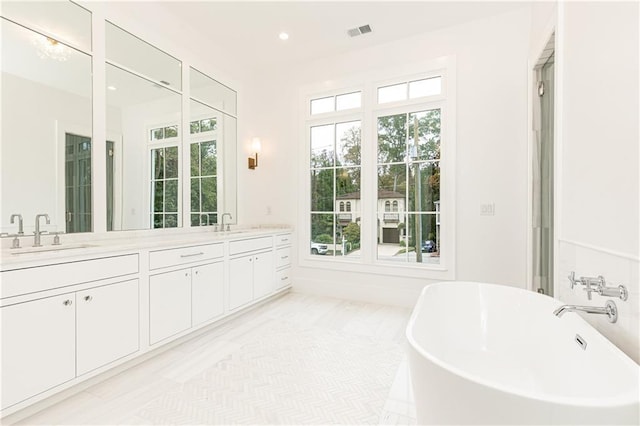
407, 282, 640, 425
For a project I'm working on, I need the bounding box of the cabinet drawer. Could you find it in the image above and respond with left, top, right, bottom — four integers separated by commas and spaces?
149, 243, 223, 270
229, 236, 272, 256
275, 247, 291, 268
276, 268, 292, 289
1, 254, 139, 299
275, 233, 292, 246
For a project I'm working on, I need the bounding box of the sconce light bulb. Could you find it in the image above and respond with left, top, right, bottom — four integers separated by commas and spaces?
279, 32, 289, 41
251, 137, 262, 153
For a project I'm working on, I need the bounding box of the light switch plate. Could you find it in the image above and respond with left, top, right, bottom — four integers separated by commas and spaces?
480, 203, 495, 216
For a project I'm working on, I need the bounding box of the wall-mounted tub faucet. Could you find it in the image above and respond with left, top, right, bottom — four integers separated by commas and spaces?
33, 214, 50, 247
568, 271, 629, 301
553, 300, 618, 323
10, 213, 24, 235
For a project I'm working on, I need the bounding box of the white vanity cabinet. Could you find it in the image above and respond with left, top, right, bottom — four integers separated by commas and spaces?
192, 262, 224, 326
228, 236, 275, 310
149, 262, 224, 345
0, 229, 292, 418
0, 278, 139, 411
76, 279, 139, 376
1, 293, 76, 411
275, 233, 292, 290
149, 268, 192, 345
148, 243, 225, 345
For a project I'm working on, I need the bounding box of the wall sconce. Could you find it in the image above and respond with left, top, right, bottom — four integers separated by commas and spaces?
248, 137, 261, 169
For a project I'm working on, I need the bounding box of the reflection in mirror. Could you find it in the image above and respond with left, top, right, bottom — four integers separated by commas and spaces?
106, 64, 182, 231
0, 1, 91, 52
106, 21, 181, 90
190, 67, 237, 116
1, 18, 92, 234
190, 100, 237, 225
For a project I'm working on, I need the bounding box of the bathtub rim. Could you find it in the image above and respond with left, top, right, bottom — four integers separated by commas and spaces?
406, 281, 640, 408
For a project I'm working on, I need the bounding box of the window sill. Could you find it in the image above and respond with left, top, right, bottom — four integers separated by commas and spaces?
297, 255, 455, 281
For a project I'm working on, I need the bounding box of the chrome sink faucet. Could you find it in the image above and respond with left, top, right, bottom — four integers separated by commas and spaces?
10, 214, 24, 235
33, 214, 50, 247
221, 213, 232, 231
553, 300, 618, 323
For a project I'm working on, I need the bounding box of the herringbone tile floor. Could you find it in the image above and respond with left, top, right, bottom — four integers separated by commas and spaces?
19, 292, 414, 425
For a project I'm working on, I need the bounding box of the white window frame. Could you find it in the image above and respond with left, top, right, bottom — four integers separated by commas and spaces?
147, 120, 181, 229
298, 56, 456, 280
188, 113, 221, 227
306, 91, 364, 259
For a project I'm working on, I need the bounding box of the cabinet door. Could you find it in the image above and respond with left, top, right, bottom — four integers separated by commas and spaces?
149, 269, 192, 344
1, 293, 76, 410
76, 279, 139, 376
192, 262, 224, 326
253, 251, 274, 299
229, 256, 253, 310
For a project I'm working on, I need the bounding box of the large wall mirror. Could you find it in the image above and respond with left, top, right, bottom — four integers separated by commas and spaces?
106, 22, 237, 231
189, 100, 237, 227
105, 63, 182, 231
1, 4, 238, 236
0, 6, 93, 235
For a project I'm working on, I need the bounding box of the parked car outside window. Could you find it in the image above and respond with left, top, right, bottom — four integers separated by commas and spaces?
311, 241, 328, 255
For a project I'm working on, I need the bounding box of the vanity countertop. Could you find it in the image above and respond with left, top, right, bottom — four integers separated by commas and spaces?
0, 227, 292, 271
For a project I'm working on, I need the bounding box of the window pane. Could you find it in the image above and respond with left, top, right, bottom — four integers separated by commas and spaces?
378, 83, 407, 104
165, 179, 178, 212
336, 92, 361, 111
409, 77, 442, 98
190, 121, 200, 134
336, 120, 361, 166
377, 113, 407, 164
164, 125, 178, 138
190, 143, 200, 177
407, 214, 440, 264
311, 213, 334, 254
311, 124, 334, 168
408, 109, 441, 161
165, 214, 178, 228
336, 167, 360, 199
153, 181, 164, 212
190, 178, 200, 212
408, 161, 440, 212
165, 146, 179, 178
153, 214, 163, 229
151, 128, 163, 140
152, 149, 164, 179
191, 214, 201, 227
201, 177, 217, 212
310, 169, 334, 212
200, 140, 217, 176
200, 118, 216, 132
310, 96, 334, 115
377, 165, 407, 197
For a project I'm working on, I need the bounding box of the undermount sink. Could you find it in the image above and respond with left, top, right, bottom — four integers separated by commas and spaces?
9, 243, 98, 255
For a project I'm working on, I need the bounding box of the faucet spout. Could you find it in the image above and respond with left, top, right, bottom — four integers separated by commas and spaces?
34, 214, 51, 247
10, 214, 24, 235
221, 213, 233, 231
553, 300, 618, 323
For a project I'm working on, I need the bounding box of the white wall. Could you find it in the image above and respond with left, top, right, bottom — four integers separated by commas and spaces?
279, 8, 533, 306
555, 1, 639, 362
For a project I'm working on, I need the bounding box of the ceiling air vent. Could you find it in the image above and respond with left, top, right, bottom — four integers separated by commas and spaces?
347, 24, 373, 38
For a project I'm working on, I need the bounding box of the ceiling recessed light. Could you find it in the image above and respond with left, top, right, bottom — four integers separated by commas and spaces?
278, 32, 289, 41
107, 85, 117, 91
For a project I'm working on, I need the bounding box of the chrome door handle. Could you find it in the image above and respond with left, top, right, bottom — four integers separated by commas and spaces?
84, 295, 93, 302
63, 299, 73, 306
